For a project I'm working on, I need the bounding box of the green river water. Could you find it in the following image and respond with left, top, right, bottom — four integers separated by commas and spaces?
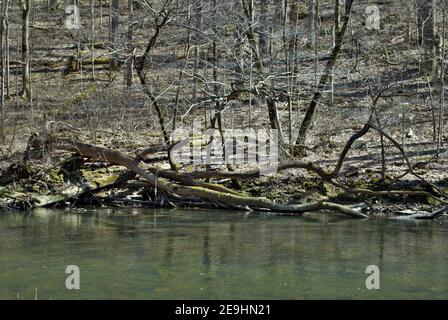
0, 208, 447, 299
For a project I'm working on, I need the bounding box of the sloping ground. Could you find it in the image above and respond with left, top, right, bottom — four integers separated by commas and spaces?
1, 1, 447, 218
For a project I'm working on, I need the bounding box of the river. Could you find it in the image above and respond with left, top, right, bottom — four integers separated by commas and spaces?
1, 208, 447, 299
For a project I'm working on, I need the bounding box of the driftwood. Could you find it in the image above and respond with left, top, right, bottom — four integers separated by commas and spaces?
50, 138, 368, 218
393, 206, 448, 220
31, 180, 117, 207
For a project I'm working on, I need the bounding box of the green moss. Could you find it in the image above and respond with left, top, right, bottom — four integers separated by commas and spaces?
0, 187, 28, 201
413, 168, 427, 175
265, 189, 281, 200
296, 4, 308, 19
222, 24, 236, 33
323, 182, 339, 198
83, 57, 112, 65
48, 169, 64, 183
427, 196, 441, 206
415, 156, 432, 162
81, 169, 119, 187
303, 180, 319, 189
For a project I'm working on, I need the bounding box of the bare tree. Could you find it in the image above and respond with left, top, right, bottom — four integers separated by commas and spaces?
437, 7, 446, 157
417, 0, 436, 76
307, 0, 315, 45
258, 0, 269, 57
91, 0, 95, 78
4, 0, 9, 98
334, 0, 340, 32
294, 0, 354, 156
126, 0, 134, 87
233, 0, 245, 90
240, 0, 282, 134
21, 0, 31, 98
0, 0, 10, 144
110, 0, 119, 71
192, 0, 203, 101
133, 0, 175, 170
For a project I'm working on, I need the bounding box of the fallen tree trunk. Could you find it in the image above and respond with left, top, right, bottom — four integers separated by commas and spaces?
37, 121, 445, 219
393, 206, 448, 220
32, 180, 116, 207
50, 138, 368, 218
0, 176, 118, 209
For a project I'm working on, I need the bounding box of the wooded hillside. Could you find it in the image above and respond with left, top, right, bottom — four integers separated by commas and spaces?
1, 0, 447, 219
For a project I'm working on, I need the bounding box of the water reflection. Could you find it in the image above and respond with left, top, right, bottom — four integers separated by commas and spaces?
0, 208, 447, 299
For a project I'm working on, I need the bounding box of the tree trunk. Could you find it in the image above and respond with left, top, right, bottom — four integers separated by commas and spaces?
273, 0, 283, 26
417, 0, 436, 76
192, 0, 203, 101
307, 0, 315, 46
4, 1, 9, 98
91, 0, 95, 79
258, 0, 269, 57
436, 8, 446, 157
294, 0, 354, 157
241, 0, 282, 135
126, 0, 133, 87
234, 0, 245, 90
21, 0, 30, 98
0, 0, 10, 144
110, 0, 119, 71
334, 0, 340, 32
133, 7, 175, 170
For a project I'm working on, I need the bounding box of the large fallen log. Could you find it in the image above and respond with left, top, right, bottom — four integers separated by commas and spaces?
31, 180, 116, 207
49, 138, 368, 218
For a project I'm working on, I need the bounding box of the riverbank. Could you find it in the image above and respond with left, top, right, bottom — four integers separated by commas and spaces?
1, 128, 447, 220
